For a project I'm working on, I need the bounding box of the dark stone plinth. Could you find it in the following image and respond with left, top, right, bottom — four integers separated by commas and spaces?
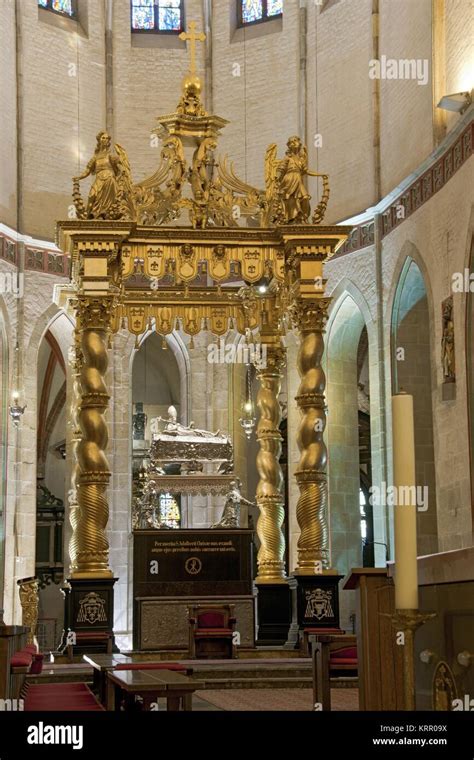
255, 583, 291, 646
291, 573, 344, 630
64, 577, 118, 654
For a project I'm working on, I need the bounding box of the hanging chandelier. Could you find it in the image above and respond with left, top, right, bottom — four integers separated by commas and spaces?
239, 363, 256, 439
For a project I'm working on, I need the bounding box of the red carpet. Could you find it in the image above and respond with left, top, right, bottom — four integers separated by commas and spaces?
24, 682, 104, 711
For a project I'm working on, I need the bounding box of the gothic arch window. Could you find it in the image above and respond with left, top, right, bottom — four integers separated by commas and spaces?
131, 0, 184, 32
238, 0, 283, 27
38, 0, 76, 18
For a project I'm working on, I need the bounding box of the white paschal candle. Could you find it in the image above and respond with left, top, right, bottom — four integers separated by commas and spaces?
392, 392, 419, 610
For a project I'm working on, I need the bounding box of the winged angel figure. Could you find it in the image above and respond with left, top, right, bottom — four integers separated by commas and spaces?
264, 136, 324, 224
73, 131, 139, 220
212, 135, 329, 227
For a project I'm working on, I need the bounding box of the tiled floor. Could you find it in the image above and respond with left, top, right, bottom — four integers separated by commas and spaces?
193, 688, 359, 711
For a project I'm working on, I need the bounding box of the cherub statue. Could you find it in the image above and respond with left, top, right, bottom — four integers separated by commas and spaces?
265, 136, 325, 224
211, 478, 256, 529
73, 131, 137, 220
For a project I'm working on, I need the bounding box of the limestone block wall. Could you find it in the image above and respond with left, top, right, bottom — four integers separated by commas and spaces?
15, 0, 106, 238
0, 0, 17, 228
379, 0, 433, 197
325, 148, 474, 564
2, 0, 471, 237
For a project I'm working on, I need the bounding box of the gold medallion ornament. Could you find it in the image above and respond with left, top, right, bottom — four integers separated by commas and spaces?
57, 22, 350, 582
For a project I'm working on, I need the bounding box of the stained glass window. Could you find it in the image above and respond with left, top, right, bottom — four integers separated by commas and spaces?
131, 0, 183, 32
267, 0, 283, 16
159, 493, 181, 528
239, 0, 282, 26
38, 0, 76, 17
242, 0, 263, 24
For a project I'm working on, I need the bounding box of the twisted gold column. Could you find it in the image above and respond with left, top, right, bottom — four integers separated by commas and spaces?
293, 299, 331, 573
255, 345, 287, 583
72, 298, 113, 578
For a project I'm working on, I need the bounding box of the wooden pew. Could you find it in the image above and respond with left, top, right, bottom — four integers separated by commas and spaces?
310, 633, 358, 711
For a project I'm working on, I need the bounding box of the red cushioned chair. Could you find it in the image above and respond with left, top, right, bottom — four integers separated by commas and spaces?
329, 644, 358, 674
188, 605, 236, 659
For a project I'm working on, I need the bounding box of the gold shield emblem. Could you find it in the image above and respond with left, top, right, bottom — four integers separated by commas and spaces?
144, 246, 164, 279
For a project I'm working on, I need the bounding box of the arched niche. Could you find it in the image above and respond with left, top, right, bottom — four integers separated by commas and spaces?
326, 294, 372, 576
131, 331, 190, 526
132, 332, 182, 433
391, 257, 438, 555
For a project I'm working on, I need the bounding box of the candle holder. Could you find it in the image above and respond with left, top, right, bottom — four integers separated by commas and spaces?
388, 609, 436, 711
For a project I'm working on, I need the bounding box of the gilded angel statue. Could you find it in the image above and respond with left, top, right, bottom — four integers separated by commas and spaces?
73, 131, 137, 220
265, 136, 327, 224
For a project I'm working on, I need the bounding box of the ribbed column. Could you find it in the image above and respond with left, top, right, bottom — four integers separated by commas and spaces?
72, 298, 113, 578
293, 299, 331, 573
255, 345, 287, 583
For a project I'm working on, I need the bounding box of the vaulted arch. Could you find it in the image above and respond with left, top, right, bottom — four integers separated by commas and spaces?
391, 257, 438, 555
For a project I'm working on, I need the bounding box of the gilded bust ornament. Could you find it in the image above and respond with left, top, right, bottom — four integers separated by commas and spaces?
73, 131, 137, 220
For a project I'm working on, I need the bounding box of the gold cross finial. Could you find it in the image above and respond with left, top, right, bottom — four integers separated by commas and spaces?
179, 21, 206, 77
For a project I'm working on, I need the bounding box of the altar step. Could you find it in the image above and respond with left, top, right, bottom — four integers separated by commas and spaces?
29, 658, 357, 691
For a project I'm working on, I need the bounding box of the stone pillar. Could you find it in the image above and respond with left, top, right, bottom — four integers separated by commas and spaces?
254, 343, 287, 583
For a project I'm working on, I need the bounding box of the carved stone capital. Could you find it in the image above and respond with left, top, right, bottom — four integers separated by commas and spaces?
290, 297, 330, 333
77, 296, 116, 331
254, 345, 286, 374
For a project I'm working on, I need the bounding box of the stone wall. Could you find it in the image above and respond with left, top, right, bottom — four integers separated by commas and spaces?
1, 0, 470, 236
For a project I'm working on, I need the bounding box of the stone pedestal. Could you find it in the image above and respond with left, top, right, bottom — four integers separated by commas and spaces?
65, 578, 118, 654
291, 574, 343, 630
133, 529, 254, 651
255, 583, 291, 646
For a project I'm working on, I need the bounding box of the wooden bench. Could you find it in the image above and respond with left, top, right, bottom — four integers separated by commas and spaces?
83, 654, 195, 707
83, 654, 133, 705
300, 627, 345, 656
106, 669, 203, 712
310, 633, 358, 711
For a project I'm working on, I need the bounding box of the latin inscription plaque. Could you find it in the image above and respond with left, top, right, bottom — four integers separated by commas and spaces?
133, 529, 253, 597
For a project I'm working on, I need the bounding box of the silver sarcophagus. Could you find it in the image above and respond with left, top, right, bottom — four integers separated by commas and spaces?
149, 405, 233, 473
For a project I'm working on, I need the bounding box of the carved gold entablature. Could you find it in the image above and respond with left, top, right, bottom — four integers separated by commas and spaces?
56, 220, 350, 341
